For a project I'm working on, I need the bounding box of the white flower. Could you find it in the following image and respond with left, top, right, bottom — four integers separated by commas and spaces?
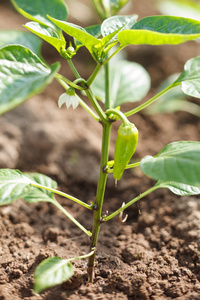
58, 92, 79, 110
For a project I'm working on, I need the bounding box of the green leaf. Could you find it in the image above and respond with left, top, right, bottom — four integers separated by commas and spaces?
0, 169, 32, 205
157, 180, 200, 196
47, 16, 100, 55
157, 0, 200, 20
34, 257, 74, 293
11, 0, 68, 31
101, 15, 138, 39
0, 45, 60, 115
91, 60, 150, 107
0, 30, 42, 57
24, 22, 66, 52
74, 25, 101, 50
23, 173, 57, 203
118, 16, 200, 46
174, 56, 200, 98
140, 141, 200, 187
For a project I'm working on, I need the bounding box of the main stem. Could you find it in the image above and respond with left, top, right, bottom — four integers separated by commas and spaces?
87, 122, 111, 282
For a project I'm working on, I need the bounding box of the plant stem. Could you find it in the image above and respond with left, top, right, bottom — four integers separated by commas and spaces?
125, 161, 140, 169
105, 57, 111, 110
87, 63, 102, 87
31, 183, 93, 210
68, 248, 96, 263
87, 122, 111, 282
125, 84, 178, 117
55, 74, 84, 90
52, 199, 92, 237
103, 185, 158, 222
67, 58, 81, 78
103, 46, 123, 65
106, 108, 130, 125
91, 0, 105, 20
85, 88, 108, 123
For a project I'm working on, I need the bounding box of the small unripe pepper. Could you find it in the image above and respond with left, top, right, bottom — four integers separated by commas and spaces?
113, 122, 138, 181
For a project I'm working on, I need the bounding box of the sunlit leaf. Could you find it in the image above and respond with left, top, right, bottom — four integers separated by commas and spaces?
0, 169, 32, 205
0, 45, 60, 115
91, 60, 150, 107
157, 180, 200, 196
174, 56, 200, 98
101, 15, 138, 39
74, 25, 101, 50
11, 0, 68, 31
47, 16, 100, 55
118, 16, 200, 46
157, 0, 200, 20
0, 30, 42, 57
140, 141, 200, 186
34, 257, 74, 293
24, 22, 66, 52
23, 173, 57, 203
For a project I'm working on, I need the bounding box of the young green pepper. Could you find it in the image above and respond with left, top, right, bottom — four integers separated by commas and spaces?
113, 122, 138, 181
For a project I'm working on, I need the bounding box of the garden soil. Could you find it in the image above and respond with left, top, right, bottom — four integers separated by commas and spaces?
1, 0, 200, 299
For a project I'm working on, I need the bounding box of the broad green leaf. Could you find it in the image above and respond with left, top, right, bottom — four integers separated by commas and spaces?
34, 257, 74, 293
101, 15, 138, 39
140, 141, 200, 187
48, 16, 122, 60
24, 22, 66, 52
0, 169, 32, 205
74, 25, 101, 50
118, 16, 200, 46
48, 16, 100, 54
23, 173, 57, 203
157, 180, 200, 196
157, 0, 200, 20
0, 30, 42, 57
11, 0, 68, 31
174, 56, 200, 98
0, 45, 60, 115
91, 60, 150, 107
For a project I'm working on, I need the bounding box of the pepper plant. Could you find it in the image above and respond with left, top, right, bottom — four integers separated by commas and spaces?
1, 0, 200, 293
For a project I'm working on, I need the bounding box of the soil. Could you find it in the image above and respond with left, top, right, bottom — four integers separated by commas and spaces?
1, 0, 200, 299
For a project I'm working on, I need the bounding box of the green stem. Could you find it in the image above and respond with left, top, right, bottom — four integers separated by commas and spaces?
106, 160, 140, 173
103, 185, 158, 222
78, 96, 101, 122
52, 199, 92, 237
106, 108, 130, 125
68, 248, 96, 263
125, 161, 140, 170
125, 84, 178, 117
103, 46, 123, 65
91, 0, 105, 20
105, 57, 111, 110
87, 63, 102, 87
31, 183, 92, 210
85, 88, 108, 123
55, 74, 84, 91
67, 58, 81, 79
87, 122, 112, 282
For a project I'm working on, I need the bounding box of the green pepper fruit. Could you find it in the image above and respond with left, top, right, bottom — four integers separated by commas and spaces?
113, 122, 138, 181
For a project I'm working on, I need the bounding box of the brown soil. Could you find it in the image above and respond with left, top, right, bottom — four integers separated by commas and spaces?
1, 0, 200, 299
